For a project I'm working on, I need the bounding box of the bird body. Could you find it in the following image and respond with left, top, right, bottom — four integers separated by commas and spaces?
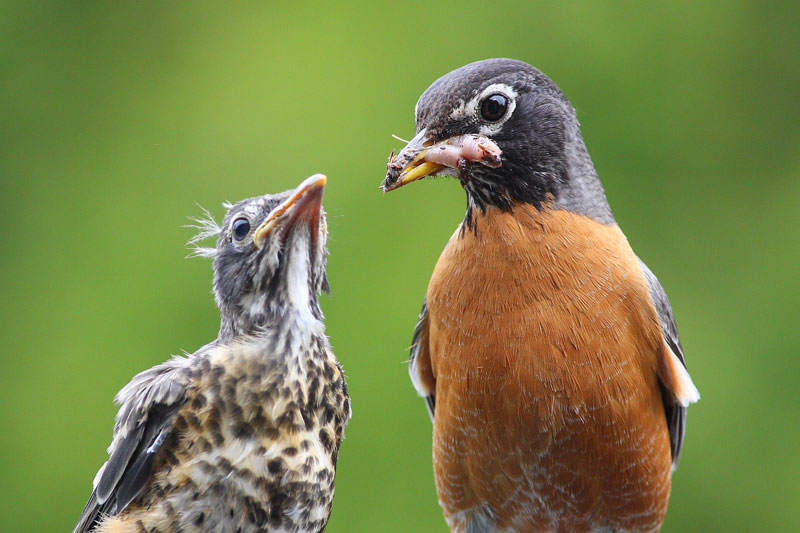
74, 175, 350, 533
423, 204, 672, 532
87, 333, 347, 533
383, 59, 699, 532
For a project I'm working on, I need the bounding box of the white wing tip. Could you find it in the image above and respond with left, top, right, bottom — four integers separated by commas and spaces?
663, 340, 700, 407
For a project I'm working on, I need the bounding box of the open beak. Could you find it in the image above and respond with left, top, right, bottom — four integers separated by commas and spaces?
381, 129, 502, 192
254, 174, 327, 248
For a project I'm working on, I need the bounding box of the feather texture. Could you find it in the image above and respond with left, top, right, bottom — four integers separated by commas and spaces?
420, 204, 675, 532
73, 357, 190, 533
185, 204, 222, 258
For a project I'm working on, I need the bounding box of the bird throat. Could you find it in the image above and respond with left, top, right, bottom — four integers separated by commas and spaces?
219, 242, 324, 343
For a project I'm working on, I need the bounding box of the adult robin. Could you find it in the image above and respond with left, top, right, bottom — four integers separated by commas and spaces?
73, 174, 351, 533
382, 59, 699, 532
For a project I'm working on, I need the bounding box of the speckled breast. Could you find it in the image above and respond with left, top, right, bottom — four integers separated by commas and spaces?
112, 336, 349, 533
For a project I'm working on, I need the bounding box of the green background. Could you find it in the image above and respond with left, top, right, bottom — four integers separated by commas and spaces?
2, 2, 798, 531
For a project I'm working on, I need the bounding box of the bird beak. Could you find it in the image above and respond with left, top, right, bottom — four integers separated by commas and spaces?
382, 129, 502, 192
382, 129, 441, 192
254, 174, 327, 248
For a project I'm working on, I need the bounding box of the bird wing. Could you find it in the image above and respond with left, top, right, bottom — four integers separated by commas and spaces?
73, 355, 191, 533
409, 297, 436, 420
638, 259, 699, 470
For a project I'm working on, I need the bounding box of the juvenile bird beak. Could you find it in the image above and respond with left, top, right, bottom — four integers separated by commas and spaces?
382, 129, 502, 192
254, 174, 327, 248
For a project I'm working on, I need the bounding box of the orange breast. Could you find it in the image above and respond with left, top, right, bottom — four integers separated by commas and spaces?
426, 204, 672, 532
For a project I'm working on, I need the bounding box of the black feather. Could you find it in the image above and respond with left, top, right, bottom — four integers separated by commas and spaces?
72, 491, 101, 533
409, 298, 436, 422
639, 258, 690, 468
73, 403, 182, 533
425, 395, 436, 420
114, 429, 165, 512
95, 422, 146, 503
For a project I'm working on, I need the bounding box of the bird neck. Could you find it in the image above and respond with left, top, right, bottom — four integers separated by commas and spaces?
552, 117, 615, 224
217, 244, 325, 343
214, 313, 329, 384
463, 116, 614, 227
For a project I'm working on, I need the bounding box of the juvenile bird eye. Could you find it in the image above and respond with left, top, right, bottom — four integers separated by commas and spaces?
480, 94, 509, 122
232, 217, 251, 241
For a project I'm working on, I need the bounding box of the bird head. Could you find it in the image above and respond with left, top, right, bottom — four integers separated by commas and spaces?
190, 174, 329, 340
382, 58, 612, 224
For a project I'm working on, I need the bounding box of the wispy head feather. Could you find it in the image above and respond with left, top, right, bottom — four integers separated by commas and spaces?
185, 204, 221, 258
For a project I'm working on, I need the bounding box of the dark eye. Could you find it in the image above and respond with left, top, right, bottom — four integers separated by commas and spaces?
480, 94, 508, 122
231, 217, 251, 241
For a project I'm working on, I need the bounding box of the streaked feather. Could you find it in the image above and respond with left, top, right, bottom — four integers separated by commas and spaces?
73, 357, 190, 533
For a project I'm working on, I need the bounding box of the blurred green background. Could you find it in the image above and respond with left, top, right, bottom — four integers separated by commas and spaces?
2, 1, 798, 531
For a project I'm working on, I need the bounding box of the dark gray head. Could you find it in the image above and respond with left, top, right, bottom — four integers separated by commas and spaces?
190, 174, 329, 341
383, 58, 614, 225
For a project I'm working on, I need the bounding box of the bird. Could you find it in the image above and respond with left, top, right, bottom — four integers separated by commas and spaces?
382, 58, 700, 532
73, 174, 351, 533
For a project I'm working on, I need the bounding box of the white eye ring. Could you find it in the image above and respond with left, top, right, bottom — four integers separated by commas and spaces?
470, 83, 518, 135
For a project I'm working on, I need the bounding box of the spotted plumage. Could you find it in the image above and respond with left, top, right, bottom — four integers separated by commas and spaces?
383, 59, 699, 532
74, 175, 350, 533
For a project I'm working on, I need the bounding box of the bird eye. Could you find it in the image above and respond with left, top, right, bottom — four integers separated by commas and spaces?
231, 217, 251, 241
480, 94, 509, 122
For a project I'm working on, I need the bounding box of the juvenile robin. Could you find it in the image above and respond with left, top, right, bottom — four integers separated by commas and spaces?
73, 174, 351, 533
382, 59, 699, 532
